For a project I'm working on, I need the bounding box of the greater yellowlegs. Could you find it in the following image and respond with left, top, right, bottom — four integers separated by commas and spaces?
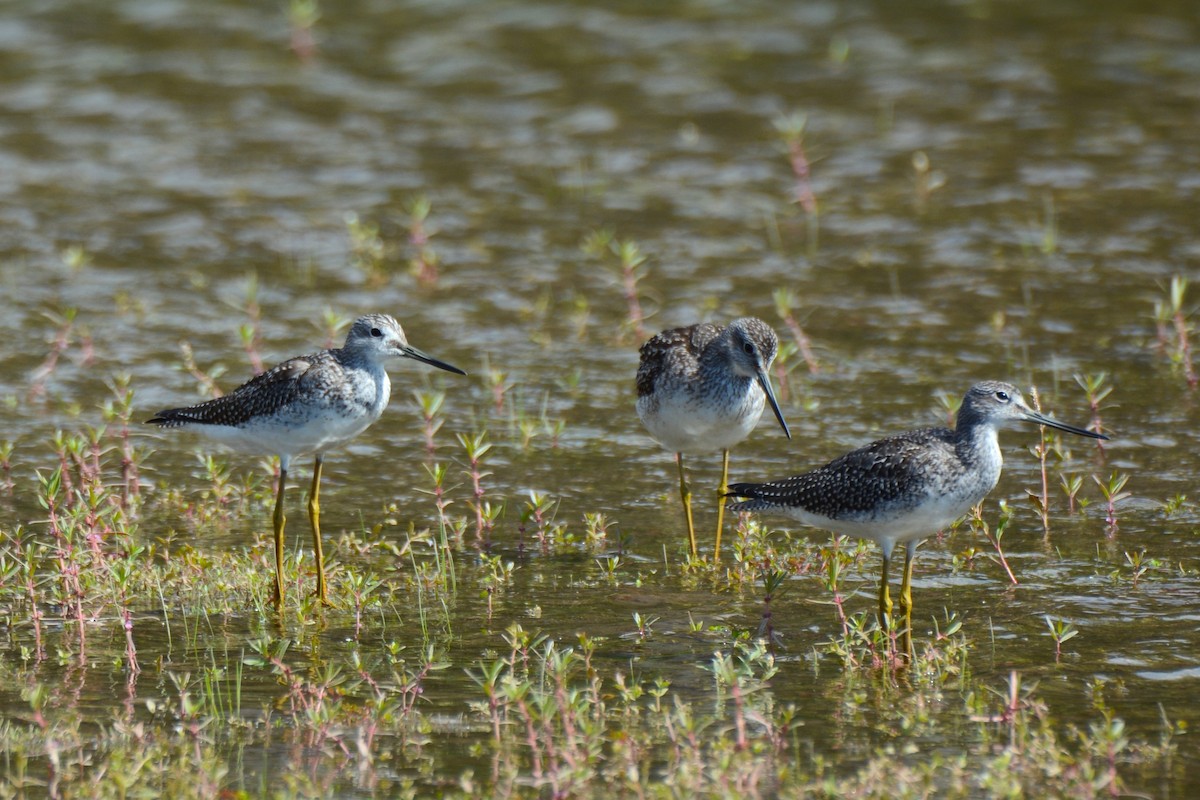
148, 313, 466, 609
636, 317, 792, 560
727, 381, 1107, 655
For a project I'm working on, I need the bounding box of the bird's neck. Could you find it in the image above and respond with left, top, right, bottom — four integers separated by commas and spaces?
699, 339, 749, 382
374, 370, 392, 415
336, 346, 380, 371
955, 420, 1003, 478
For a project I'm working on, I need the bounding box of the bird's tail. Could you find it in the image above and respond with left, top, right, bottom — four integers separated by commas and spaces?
724, 482, 777, 513
145, 408, 200, 427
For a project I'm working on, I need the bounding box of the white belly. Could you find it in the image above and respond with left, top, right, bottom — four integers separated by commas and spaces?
778, 482, 986, 558
638, 388, 766, 454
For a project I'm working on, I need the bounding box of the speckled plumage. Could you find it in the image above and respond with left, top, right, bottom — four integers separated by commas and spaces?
148, 313, 466, 608
728, 380, 1108, 653
635, 317, 791, 560
149, 319, 399, 459
728, 425, 995, 551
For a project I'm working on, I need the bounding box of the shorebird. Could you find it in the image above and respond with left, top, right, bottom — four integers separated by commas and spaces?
727, 381, 1107, 654
148, 313, 466, 609
636, 317, 792, 560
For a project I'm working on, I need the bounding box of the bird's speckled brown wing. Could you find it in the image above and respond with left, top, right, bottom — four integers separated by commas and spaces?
635, 323, 721, 398
728, 428, 957, 519
147, 353, 330, 428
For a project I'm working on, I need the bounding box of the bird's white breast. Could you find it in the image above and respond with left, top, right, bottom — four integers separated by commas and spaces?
638, 383, 765, 454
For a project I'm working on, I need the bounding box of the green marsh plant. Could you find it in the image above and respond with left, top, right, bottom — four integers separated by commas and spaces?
458, 431, 497, 547
521, 490, 566, 552
346, 211, 392, 287
1092, 472, 1131, 532
772, 288, 820, 374
414, 388, 447, 458
1025, 386, 1053, 532
1060, 473, 1087, 513
774, 112, 820, 258
28, 306, 79, 402
582, 230, 648, 341
233, 272, 265, 373
1074, 372, 1113, 444
1152, 275, 1197, 388
287, 0, 320, 62
968, 501, 1018, 586
1043, 615, 1079, 663
405, 194, 440, 286
0, 439, 13, 493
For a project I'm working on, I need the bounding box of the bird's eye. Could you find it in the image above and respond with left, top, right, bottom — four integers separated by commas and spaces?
995, 390, 1010, 402
743, 341, 756, 356
370, 327, 383, 338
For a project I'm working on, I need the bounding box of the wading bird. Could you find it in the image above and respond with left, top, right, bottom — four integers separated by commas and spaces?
149, 314, 466, 609
728, 381, 1106, 654
637, 317, 792, 560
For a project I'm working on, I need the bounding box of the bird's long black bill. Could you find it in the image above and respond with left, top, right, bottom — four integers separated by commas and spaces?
1023, 410, 1108, 440
756, 370, 792, 440
404, 344, 468, 376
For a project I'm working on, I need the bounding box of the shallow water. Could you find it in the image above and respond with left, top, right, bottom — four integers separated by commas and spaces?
2, 0, 1199, 794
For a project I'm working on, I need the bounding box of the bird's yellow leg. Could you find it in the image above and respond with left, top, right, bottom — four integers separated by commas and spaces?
878, 550, 893, 635
309, 455, 331, 606
676, 453, 697, 558
713, 449, 730, 563
899, 541, 916, 658
271, 466, 288, 610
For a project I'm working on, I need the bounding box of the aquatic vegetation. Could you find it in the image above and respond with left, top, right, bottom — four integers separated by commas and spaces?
911, 150, 946, 212
1059, 473, 1088, 512
521, 490, 563, 553
405, 194, 440, 286
772, 288, 820, 375
774, 112, 820, 258
0, 439, 13, 494
968, 500, 1019, 586
1093, 472, 1131, 532
1074, 372, 1113, 444
582, 230, 648, 341
1025, 387, 1054, 531
287, 0, 320, 62
1044, 615, 1079, 663
235, 272, 265, 373
27, 306, 82, 403
1152, 275, 1197, 388
458, 430, 497, 547
345, 211, 392, 287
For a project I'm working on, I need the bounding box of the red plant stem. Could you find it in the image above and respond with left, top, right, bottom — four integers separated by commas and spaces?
123, 607, 140, 674
1028, 390, 1053, 527
120, 425, 140, 501
1174, 309, 1198, 388
788, 138, 817, 215
471, 460, 485, 543
26, 560, 45, 662
28, 319, 73, 400
782, 312, 820, 374
423, 414, 438, 457
988, 531, 1018, 585
1089, 405, 1107, 456
621, 263, 645, 340
730, 679, 748, 751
